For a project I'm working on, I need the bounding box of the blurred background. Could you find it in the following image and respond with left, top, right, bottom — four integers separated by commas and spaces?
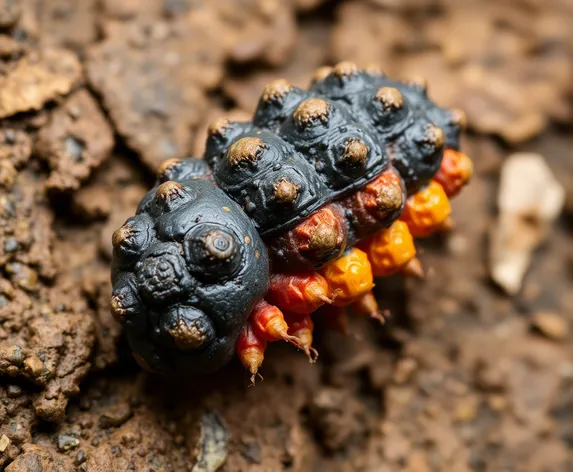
0, 0, 572, 471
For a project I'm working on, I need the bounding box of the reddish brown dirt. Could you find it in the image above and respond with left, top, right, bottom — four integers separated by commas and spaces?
1, 1, 573, 471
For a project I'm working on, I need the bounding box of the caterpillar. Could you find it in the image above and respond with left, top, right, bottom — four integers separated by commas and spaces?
110, 62, 473, 381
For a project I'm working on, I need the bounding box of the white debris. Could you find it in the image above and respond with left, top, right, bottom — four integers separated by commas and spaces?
489, 153, 565, 294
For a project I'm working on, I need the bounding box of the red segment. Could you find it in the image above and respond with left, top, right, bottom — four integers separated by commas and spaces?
267, 273, 331, 314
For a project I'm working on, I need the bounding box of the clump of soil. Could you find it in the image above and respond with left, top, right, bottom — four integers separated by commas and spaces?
1, 0, 573, 471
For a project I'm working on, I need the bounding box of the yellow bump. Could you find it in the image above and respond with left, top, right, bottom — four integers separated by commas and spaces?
425, 125, 446, 149
156, 181, 184, 201
400, 181, 452, 238
255, 251, 260, 259
261, 79, 292, 102
227, 137, 265, 167
223, 206, 231, 212
374, 87, 404, 110
156, 158, 181, 179
274, 178, 300, 203
208, 118, 230, 137
244, 235, 251, 245
341, 138, 369, 165
112, 225, 133, 248
332, 61, 359, 78
293, 98, 330, 127
320, 248, 374, 306
361, 221, 417, 277
110, 294, 128, 322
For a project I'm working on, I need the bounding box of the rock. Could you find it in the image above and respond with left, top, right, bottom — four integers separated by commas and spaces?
240, 439, 261, 464
35, 0, 99, 52
5, 263, 38, 293
489, 153, 565, 294
531, 312, 569, 341
99, 403, 133, 428
5, 443, 73, 472
86, 16, 223, 171
57, 434, 80, 452
36, 89, 114, 192
191, 411, 228, 472
86, 446, 112, 472
308, 387, 369, 452
72, 186, 112, 220
0, 434, 10, 453
30, 313, 96, 422
0, 130, 32, 168
392, 357, 418, 384
0, 160, 16, 189
0, 48, 82, 119
0, 345, 48, 385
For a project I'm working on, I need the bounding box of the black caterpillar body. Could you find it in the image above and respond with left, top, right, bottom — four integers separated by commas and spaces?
111, 64, 463, 374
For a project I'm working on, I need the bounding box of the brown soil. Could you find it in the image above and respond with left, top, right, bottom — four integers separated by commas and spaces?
1, 1, 573, 471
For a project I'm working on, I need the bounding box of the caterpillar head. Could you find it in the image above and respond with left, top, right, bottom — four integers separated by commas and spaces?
111, 160, 269, 374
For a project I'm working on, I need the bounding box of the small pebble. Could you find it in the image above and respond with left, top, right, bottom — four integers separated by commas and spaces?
531, 311, 569, 341
6, 384, 22, 398
3, 238, 17, 253
0, 434, 10, 452
74, 450, 87, 465
57, 434, 80, 452
241, 440, 261, 464
392, 358, 418, 384
100, 402, 133, 428
454, 397, 479, 423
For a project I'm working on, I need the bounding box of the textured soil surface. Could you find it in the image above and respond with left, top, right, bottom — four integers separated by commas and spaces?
1, 1, 573, 471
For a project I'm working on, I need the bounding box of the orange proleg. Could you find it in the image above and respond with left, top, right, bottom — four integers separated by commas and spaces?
359, 220, 423, 278
285, 312, 318, 361
434, 149, 473, 198
400, 180, 452, 237
236, 322, 266, 385
320, 248, 374, 306
350, 290, 387, 324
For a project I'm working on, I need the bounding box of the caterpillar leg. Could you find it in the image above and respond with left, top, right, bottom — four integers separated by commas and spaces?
350, 290, 387, 324
400, 180, 452, 237
267, 272, 333, 314
251, 300, 318, 363
236, 321, 266, 385
358, 220, 423, 278
434, 149, 473, 198
285, 312, 319, 362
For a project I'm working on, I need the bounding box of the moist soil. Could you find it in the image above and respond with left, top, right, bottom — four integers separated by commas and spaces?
1, 1, 573, 471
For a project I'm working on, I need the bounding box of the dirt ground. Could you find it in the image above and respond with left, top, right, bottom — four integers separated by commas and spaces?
1, 0, 573, 471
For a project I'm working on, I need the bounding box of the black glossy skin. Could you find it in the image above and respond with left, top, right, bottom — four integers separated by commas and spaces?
111, 161, 269, 374
205, 67, 461, 238
213, 130, 328, 238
